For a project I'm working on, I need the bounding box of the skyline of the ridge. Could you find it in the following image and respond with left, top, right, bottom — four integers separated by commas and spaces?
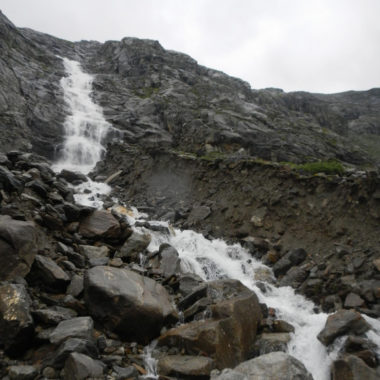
1, 0, 380, 94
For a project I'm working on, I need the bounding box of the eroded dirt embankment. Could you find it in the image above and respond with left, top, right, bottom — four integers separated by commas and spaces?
96, 145, 380, 262
96, 145, 380, 313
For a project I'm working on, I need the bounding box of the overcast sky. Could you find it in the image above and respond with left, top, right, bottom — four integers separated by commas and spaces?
2, 0, 380, 93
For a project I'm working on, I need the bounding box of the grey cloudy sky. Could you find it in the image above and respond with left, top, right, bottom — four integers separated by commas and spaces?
1, 0, 380, 93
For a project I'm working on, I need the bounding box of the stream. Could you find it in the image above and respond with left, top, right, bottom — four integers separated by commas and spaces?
52, 57, 380, 380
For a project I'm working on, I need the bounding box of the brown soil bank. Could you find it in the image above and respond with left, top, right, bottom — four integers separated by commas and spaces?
95, 144, 380, 314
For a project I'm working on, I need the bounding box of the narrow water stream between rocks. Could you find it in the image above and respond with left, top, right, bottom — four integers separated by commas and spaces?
53, 57, 380, 380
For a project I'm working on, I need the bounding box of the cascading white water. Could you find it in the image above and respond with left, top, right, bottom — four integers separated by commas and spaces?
134, 222, 380, 380
52, 57, 112, 208
53, 58, 110, 174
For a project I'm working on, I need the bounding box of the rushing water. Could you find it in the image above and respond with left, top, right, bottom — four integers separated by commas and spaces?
53, 57, 380, 380
134, 221, 380, 380
52, 58, 112, 207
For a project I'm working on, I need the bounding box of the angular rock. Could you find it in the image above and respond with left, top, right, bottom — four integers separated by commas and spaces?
0, 165, 23, 193
80, 244, 109, 260
8, 365, 38, 380
79, 210, 120, 239
32, 306, 77, 326
187, 205, 211, 225
332, 354, 379, 380
179, 273, 204, 296
64, 352, 105, 380
112, 365, 138, 379
84, 266, 175, 343
272, 248, 307, 277
115, 230, 151, 261
159, 280, 262, 369
67, 274, 84, 297
28, 255, 70, 292
158, 244, 181, 278
53, 338, 99, 369
253, 333, 291, 355
317, 309, 370, 346
0, 284, 34, 356
158, 355, 214, 378
50, 316, 94, 345
211, 352, 313, 380
0, 215, 39, 281
58, 169, 88, 184
344, 293, 365, 308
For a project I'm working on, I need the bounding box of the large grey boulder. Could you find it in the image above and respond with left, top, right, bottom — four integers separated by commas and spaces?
8, 365, 38, 380
64, 352, 105, 380
115, 230, 151, 261
28, 255, 70, 292
0, 215, 40, 281
159, 279, 262, 369
0, 283, 34, 356
332, 354, 379, 380
158, 355, 214, 378
84, 266, 175, 343
79, 210, 120, 240
317, 309, 370, 346
211, 352, 313, 380
53, 338, 99, 369
50, 316, 94, 345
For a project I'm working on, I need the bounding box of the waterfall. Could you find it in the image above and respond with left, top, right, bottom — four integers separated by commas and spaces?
53, 58, 110, 174
52, 58, 112, 208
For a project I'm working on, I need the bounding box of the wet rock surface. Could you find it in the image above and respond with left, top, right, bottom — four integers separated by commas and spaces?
84, 266, 175, 343
211, 352, 313, 380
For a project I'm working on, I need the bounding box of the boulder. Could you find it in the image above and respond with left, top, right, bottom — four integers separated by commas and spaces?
272, 248, 307, 277
58, 169, 88, 184
0, 284, 34, 356
50, 316, 94, 345
158, 244, 181, 278
253, 333, 291, 355
8, 365, 38, 380
344, 293, 365, 308
317, 309, 370, 346
187, 205, 211, 225
158, 355, 214, 378
0, 165, 23, 193
67, 274, 84, 297
64, 352, 105, 380
211, 352, 313, 380
32, 306, 77, 326
79, 210, 120, 239
0, 215, 39, 281
28, 255, 70, 292
332, 354, 379, 380
84, 266, 175, 343
53, 338, 99, 369
80, 244, 109, 260
115, 230, 151, 261
159, 280, 262, 369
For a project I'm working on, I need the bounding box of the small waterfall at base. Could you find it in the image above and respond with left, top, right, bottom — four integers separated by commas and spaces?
52, 57, 113, 207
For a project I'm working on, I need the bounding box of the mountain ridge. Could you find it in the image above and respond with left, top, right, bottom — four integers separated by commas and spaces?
0, 10, 379, 167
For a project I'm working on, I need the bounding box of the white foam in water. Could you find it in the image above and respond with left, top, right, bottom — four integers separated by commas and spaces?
138, 226, 380, 380
52, 57, 113, 207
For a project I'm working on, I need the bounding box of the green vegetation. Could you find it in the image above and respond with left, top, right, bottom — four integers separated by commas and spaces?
199, 151, 226, 161
283, 160, 345, 175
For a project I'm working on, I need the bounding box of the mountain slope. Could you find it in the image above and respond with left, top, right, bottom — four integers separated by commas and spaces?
1, 11, 380, 167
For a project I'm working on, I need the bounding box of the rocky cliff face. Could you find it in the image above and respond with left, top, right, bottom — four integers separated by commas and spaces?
1, 11, 380, 167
